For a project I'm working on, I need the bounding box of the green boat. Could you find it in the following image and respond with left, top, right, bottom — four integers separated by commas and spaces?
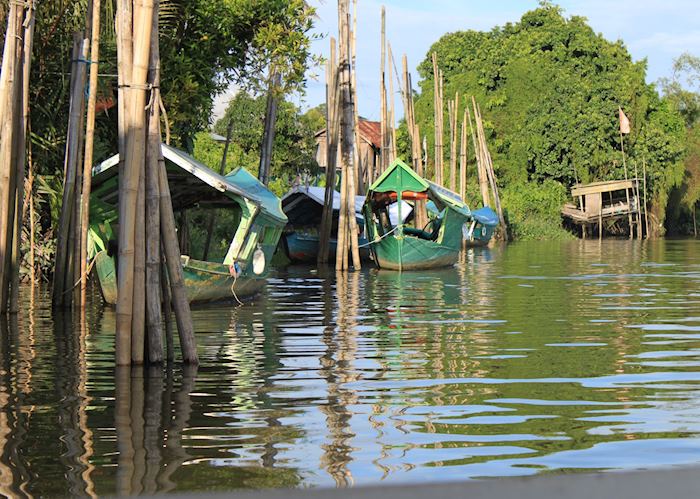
362, 159, 471, 271
88, 144, 288, 305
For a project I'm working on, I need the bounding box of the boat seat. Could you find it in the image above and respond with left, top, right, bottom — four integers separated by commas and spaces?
404, 219, 441, 241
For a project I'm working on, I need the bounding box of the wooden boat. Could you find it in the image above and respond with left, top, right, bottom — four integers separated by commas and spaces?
462, 206, 499, 247
88, 144, 288, 305
281, 186, 369, 263
363, 159, 472, 271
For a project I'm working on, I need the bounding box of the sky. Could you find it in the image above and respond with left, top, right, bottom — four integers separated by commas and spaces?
213, 0, 699, 121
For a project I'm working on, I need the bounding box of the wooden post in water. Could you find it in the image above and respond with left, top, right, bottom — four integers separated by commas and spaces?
432, 53, 444, 186
80, 0, 102, 308
642, 156, 650, 239
460, 107, 467, 201
9, 3, 35, 313
448, 93, 459, 192
318, 39, 340, 265
467, 103, 489, 208
53, 34, 89, 309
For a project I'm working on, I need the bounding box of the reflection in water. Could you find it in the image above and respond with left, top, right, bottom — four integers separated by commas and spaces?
5, 241, 700, 493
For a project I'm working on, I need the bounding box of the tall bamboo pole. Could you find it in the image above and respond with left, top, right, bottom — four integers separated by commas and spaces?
116, 0, 155, 365
468, 100, 490, 208
432, 53, 443, 186
258, 72, 281, 186
318, 38, 339, 265
350, 0, 363, 193
52, 35, 88, 308
79, 0, 102, 307
379, 6, 387, 175
0, 4, 19, 310
144, 0, 164, 364
448, 93, 459, 192
460, 107, 467, 201
9, 3, 35, 313
619, 129, 633, 239
388, 43, 396, 161
642, 156, 650, 239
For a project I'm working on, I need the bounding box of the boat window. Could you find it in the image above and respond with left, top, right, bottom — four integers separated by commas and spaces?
176, 205, 242, 262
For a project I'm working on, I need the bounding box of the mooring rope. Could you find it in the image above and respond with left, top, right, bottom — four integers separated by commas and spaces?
357, 224, 401, 248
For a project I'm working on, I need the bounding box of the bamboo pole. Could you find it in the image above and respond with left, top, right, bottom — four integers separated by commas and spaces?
388, 43, 397, 161
3, 6, 25, 312
79, 0, 102, 307
460, 107, 467, 201
643, 156, 650, 239
619, 128, 633, 239
350, 0, 364, 194
336, 0, 360, 270
202, 119, 233, 261
431, 53, 444, 186
132, 144, 147, 363
379, 6, 387, 175
258, 72, 281, 186
0, 4, 19, 310
158, 157, 197, 364
52, 35, 88, 308
467, 104, 489, 207
448, 94, 458, 192
9, 3, 35, 313
116, 0, 154, 365
318, 38, 339, 265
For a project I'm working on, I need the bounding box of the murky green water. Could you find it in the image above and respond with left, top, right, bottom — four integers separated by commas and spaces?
4, 240, 700, 495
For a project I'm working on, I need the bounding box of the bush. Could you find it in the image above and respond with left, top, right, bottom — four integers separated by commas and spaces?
501, 180, 573, 240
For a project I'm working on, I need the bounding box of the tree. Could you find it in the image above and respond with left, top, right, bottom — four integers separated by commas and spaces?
414, 4, 686, 238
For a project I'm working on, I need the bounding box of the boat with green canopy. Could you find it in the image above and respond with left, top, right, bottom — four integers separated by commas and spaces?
88, 143, 288, 305
362, 159, 472, 271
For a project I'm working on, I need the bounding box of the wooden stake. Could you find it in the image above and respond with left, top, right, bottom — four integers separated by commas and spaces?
460, 107, 467, 201
258, 72, 281, 186
432, 53, 444, 186
318, 38, 339, 265
116, 0, 154, 365
388, 43, 397, 161
643, 156, 650, 239
52, 34, 88, 308
379, 6, 387, 175
467, 103, 489, 207
79, 0, 102, 308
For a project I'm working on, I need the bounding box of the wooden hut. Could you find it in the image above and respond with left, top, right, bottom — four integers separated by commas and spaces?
315, 117, 381, 187
561, 179, 640, 239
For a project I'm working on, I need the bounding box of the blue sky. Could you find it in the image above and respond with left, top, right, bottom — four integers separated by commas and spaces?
298, 0, 699, 119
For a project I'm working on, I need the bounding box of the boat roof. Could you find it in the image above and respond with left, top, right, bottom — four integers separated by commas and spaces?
91, 143, 287, 224
471, 207, 499, 226
282, 185, 365, 214
368, 159, 471, 217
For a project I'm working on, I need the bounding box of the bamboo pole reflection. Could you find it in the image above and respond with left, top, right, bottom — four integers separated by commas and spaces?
318, 271, 360, 487
115, 364, 198, 495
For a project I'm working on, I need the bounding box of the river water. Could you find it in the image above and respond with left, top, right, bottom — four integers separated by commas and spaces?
3, 240, 700, 496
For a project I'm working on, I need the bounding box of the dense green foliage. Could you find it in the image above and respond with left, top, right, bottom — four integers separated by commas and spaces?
414, 4, 686, 238
0, 0, 316, 276
207, 92, 321, 195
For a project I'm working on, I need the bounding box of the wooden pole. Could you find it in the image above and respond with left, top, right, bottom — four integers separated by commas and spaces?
642, 156, 650, 239
460, 107, 467, 201
158, 156, 198, 364
79, 0, 102, 307
388, 43, 397, 161
467, 103, 489, 208
619, 129, 633, 239
474, 101, 506, 239
202, 119, 233, 261
9, 3, 35, 313
448, 93, 458, 192
318, 38, 339, 265
144, 1, 164, 364
52, 34, 88, 308
379, 6, 387, 175
116, 0, 154, 365
258, 72, 281, 186
336, 1, 360, 270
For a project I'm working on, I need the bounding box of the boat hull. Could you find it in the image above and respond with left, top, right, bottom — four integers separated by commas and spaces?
283, 232, 371, 263
371, 234, 460, 270
94, 251, 265, 305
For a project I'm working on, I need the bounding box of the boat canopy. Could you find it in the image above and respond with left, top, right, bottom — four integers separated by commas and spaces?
282, 185, 365, 217
90, 144, 287, 224
471, 207, 499, 227
368, 159, 471, 218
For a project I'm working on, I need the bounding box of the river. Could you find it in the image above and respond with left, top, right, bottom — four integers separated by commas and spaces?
2, 239, 700, 495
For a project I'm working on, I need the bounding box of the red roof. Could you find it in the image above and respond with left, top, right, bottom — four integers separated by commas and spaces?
357, 118, 381, 148
315, 118, 381, 148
